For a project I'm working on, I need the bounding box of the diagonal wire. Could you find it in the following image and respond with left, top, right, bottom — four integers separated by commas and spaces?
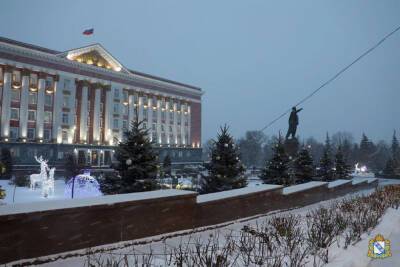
260, 24, 400, 132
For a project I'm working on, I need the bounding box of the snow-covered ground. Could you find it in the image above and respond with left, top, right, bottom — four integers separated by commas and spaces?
0, 179, 68, 204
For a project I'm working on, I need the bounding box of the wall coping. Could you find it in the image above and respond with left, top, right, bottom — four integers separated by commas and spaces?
0, 189, 197, 216
283, 181, 328, 195
197, 184, 283, 204
328, 179, 351, 188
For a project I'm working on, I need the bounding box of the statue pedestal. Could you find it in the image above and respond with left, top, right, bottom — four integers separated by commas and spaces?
284, 138, 299, 158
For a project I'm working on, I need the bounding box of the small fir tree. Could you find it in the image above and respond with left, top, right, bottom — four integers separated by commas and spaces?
391, 130, 400, 176
0, 148, 13, 179
99, 172, 123, 195
319, 133, 334, 181
163, 154, 172, 177
383, 158, 396, 177
201, 125, 246, 193
114, 120, 158, 193
294, 147, 314, 183
334, 145, 351, 178
260, 135, 291, 185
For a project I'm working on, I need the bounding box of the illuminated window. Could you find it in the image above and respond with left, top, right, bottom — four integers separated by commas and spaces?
44, 111, 52, 123
29, 92, 37, 105
11, 89, 20, 101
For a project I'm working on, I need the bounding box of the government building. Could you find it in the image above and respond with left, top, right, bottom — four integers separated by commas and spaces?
0, 37, 202, 172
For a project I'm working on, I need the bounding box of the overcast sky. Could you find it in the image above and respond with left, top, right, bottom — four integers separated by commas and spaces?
1, 1, 399, 143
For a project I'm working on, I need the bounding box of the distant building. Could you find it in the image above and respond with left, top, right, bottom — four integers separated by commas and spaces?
0, 37, 202, 171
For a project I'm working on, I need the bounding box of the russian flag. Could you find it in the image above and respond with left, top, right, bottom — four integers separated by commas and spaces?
83, 28, 94, 35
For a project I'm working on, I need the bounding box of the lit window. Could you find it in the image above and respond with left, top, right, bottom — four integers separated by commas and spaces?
10, 108, 19, 120
44, 111, 52, 123
45, 94, 52, 106
28, 110, 36, 121
29, 92, 37, 105
62, 113, 69, 124
63, 96, 69, 108
10, 127, 19, 139
113, 119, 119, 129
11, 89, 20, 101
44, 129, 52, 140
27, 128, 35, 140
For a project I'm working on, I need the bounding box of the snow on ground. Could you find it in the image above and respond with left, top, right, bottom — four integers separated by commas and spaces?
33, 189, 379, 267
0, 179, 67, 204
325, 207, 400, 267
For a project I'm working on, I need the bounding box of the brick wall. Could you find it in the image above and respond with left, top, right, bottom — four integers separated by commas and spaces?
0, 180, 378, 264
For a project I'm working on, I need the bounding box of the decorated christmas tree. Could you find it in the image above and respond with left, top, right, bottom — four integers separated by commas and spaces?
99, 171, 124, 195
201, 125, 246, 193
319, 133, 334, 181
0, 148, 13, 179
334, 145, 351, 178
260, 134, 291, 185
294, 147, 314, 183
114, 119, 159, 193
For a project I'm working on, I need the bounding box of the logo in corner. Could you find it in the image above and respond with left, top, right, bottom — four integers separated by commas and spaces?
368, 234, 391, 259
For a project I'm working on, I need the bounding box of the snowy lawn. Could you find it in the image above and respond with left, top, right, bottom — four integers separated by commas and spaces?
0, 179, 68, 204
28, 187, 399, 267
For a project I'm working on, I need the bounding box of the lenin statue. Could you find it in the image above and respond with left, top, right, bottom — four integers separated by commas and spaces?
286, 107, 303, 139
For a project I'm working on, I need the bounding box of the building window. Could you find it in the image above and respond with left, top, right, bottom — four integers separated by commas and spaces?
44, 111, 52, 123
11, 108, 19, 120
161, 124, 165, 132
113, 119, 119, 129
143, 108, 148, 119
123, 91, 128, 102
152, 132, 157, 142
114, 88, 119, 98
62, 130, 68, 143
169, 126, 173, 132
45, 94, 52, 106
63, 95, 69, 108
27, 128, 35, 140
10, 127, 18, 139
63, 79, 70, 89
122, 120, 128, 130
152, 123, 156, 130
113, 103, 119, 114
44, 129, 52, 140
169, 112, 174, 122
28, 110, 36, 121
123, 105, 128, 115
11, 89, 20, 101
29, 91, 37, 105
143, 123, 147, 129
62, 113, 69, 124
45, 78, 52, 88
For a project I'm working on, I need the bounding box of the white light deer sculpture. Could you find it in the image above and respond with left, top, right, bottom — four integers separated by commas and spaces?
29, 156, 56, 197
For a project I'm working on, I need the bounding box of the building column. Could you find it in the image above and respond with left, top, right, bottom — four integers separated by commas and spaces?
180, 102, 185, 145
187, 104, 192, 147
166, 100, 170, 144
1, 67, 12, 138
36, 73, 46, 140
79, 85, 88, 142
173, 102, 178, 145
93, 87, 101, 143
19, 70, 30, 139
157, 97, 162, 144
138, 94, 143, 123
104, 89, 112, 145
128, 93, 134, 127
52, 76, 61, 142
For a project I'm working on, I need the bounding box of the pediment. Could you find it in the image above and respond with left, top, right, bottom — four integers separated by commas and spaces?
57, 44, 127, 73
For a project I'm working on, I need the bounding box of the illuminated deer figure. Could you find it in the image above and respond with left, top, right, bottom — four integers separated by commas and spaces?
30, 156, 48, 190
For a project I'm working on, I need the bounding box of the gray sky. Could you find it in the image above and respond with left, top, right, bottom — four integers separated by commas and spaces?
1, 0, 399, 143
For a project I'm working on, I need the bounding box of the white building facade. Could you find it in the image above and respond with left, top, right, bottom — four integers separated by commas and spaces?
0, 37, 202, 170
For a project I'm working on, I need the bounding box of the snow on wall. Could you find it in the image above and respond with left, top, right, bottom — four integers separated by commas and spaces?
197, 184, 283, 203
283, 181, 328, 195
0, 189, 197, 216
328, 179, 351, 188
351, 178, 369, 185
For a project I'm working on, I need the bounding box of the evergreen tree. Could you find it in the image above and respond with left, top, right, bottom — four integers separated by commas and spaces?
99, 171, 123, 195
294, 147, 314, 183
114, 120, 158, 193
359, 133, 375, 167
383, 158, 396, 177
260, 134, 291, 185
319, 133, 334, 181
201, 125, 246, 193
391, 130, 400, 175
0, 148, 13, 179
334, 145, 351, 178
163, 154, 172, 177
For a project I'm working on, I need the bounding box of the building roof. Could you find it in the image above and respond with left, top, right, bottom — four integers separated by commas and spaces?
0, 36, 201, 91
